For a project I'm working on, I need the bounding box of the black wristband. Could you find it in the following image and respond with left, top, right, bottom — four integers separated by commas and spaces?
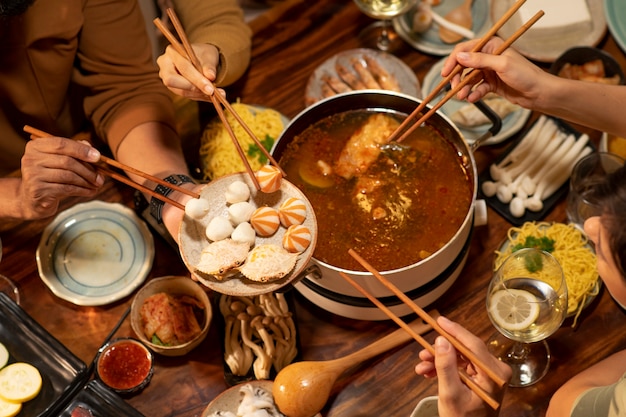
149, 174, 195, 223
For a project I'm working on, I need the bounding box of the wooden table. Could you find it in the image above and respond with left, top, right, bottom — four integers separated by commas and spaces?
2, 1, 626, 416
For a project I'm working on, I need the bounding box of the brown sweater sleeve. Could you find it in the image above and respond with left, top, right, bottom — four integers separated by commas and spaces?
172, 0, 252, 86
72, 0, 177, 155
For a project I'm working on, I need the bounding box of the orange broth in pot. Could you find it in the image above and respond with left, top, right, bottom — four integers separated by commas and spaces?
278, 109, 473, 272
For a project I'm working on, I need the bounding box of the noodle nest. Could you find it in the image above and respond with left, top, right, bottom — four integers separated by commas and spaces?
494, 221, 599, 325
199, 102, 285, 180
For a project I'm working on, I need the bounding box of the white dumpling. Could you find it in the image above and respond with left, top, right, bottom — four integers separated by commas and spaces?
228, 201, 255, 225
231, 222, 256, 246
225, 181, 251, 204
185, 198, 210, 219
206, 216, 233, 242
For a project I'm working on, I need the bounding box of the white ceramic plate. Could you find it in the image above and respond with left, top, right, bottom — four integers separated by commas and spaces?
36, 201, 154, 306
305, 48, 420, 106
492, 0, 606, 63
201, 381, 274, 416
179, 172, 317, 297
422, 58, 531, 146
393, 0, 491, 56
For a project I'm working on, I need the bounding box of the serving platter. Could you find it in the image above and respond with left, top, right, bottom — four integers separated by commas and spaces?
422, 58, 531, 146
36, 201, 154, 306
179, 172, 317, 297
304, 48, 420, 106
0, 293, 89, 417
393, 0, 491, 56
492, 0, 606, 63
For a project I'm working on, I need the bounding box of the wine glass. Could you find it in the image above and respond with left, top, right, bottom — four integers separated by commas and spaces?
0, 237, 20, 305
353, 0, 414, 52
486, 248, 567, 387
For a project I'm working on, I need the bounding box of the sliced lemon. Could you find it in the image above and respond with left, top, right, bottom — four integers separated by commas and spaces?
0, 344, 8, 369
0, 396, 21, 417
489, 289, 540, 331
0, 363, 42, 403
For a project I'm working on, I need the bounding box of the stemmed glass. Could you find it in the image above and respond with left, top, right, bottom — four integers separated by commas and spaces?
0, 237, 20, 305
353, 0, 414, 51
486, 248, 567, 387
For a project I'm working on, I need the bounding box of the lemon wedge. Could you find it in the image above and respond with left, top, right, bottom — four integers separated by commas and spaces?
0, 363, 42, 403
0, 344, 8, 370
489, 289, 540, 331
0, 396, 21, 417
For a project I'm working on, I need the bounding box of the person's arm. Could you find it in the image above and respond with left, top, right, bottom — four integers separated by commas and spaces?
415, 316, 512, 417
546, 350, 626, 417
0, 138, 103, 220
443, 37, 626, 138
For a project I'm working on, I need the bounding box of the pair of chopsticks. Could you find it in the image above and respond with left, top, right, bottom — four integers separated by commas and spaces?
341, 249, 504, 410
386, 0, 544, 144
23, 125, 199, 211
153, 9, 285, 190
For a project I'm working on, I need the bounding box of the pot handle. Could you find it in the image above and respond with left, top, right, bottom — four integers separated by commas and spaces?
469, 99, 502, 152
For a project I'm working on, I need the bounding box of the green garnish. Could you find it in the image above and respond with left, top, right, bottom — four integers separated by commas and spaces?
512, 236, 556, 253
511, 236, 556, 273
151, 334, 168, 346
247, 134, 275, 164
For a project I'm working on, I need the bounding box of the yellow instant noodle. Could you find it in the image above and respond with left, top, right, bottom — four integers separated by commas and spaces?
494, 221, 599, 326
199, 102, 285, 180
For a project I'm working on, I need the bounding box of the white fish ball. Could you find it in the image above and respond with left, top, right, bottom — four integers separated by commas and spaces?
228, 201, 256, 225
496, 184, 513, 203
525, 197, 543, 212
206, 216, 233, 242
509, 197, 526, 218
231, 222, 256, 246
185, 198, 210, 219
481, 181, 497, 197
225, 181, 251, 204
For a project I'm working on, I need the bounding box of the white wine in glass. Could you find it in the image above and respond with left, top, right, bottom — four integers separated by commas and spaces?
486, 248, 567, 387
353, 0, 414, 51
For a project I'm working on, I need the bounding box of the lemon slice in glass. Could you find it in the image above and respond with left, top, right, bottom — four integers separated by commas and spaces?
489, 289, 540, 331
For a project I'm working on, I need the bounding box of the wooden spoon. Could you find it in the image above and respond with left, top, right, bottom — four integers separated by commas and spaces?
439, 0, 474, 44
272, 317, 433, 417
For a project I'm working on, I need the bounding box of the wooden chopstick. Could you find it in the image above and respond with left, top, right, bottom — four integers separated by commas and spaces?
24, 126, 188, 210
394, 10, 544, 143
385, 0, 529, 144
155, 9, 286, 188
339, 270, 500, 410
348, 248, 506, 387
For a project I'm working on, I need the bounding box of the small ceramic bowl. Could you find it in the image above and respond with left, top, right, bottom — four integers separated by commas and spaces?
550, 47, 625, 84
95, 338, 154, 395
130, 275, 212, 356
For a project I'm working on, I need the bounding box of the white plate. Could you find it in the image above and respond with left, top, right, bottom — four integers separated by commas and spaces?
393, 0, 492, 56
492, 0, 606, 63
36, 201, 154, 306
201, 381, 273, 416
179, 172, 317, 297
305, 48, 420, 106
422, 58, 531, 146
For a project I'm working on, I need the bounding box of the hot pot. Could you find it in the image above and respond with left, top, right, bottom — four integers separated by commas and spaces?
272, 91, 493, 320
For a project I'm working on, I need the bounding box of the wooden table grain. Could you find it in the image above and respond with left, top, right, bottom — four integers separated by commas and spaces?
2, 1, 626, 416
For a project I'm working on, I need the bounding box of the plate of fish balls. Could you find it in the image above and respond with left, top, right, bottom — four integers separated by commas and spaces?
179, 166, 318, 297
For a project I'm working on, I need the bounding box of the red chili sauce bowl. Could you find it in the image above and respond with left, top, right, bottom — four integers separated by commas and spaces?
95, 338, 154, 395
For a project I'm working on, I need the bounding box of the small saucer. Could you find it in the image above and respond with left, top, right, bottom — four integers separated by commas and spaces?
36, 201, 154, 306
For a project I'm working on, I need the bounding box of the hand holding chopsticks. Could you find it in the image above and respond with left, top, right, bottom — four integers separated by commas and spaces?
154, 9, 285, 190
341, 249, 507, 410
386, 0, 543, 144
24, 125, 199, 211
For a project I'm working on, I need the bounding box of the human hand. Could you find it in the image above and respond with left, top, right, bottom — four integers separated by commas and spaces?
415, 316, 511, 417
441, 37, 549, 109
157, 43, 226, 101
19, 137, 104, 219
